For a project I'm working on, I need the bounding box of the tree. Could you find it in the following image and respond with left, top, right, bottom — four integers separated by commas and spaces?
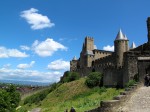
85, 72, 102, 88
0, 85, 21, 112
69, 72, 80, 82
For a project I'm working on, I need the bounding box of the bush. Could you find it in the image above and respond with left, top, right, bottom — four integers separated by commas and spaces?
125, 80, 136, 87
69, 72, 80, 81
60, 71, 80, 83
85, 72, 102, 88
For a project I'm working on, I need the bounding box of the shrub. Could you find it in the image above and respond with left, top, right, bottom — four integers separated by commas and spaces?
60, 71, 80, 83
125, 80, 136, 87
69, 72, 80, 81
85, 72, 102, 88
98, 87, 107, 94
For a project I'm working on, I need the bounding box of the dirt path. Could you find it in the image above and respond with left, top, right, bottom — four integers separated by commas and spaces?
117, 86, 150, 112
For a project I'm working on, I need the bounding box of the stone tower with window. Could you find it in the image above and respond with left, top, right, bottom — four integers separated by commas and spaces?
114, 29, 129, 67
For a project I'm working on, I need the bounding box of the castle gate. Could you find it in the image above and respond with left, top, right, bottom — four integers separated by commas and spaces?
138, 57, 150, 82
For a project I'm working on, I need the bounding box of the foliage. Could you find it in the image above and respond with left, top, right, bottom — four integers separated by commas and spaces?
60, 71, 80, 83
85, 72, 102, 88
125, 80, 136, 87
0, 85, 21, 112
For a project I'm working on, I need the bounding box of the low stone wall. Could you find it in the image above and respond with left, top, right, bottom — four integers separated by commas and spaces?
85, 83, 142, 112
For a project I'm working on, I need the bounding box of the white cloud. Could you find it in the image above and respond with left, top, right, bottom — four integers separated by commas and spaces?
103, 45, 114, 51
32, 38, 67, 57
3, 64, 11, 68
17, 61, 35, 69
20, 45, 30, 50
20, 8, 55, 30
48, 59, 70, 71
0, 46, 29, 58
0, 68, 62, 83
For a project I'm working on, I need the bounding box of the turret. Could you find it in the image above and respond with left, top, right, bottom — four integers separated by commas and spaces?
70, 56, 78, 71
130, 42, 136, 49
147, 17, 150, 43
114, 29, 129, 67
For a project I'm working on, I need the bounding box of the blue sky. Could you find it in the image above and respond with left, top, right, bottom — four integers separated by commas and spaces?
0, 0, 150, 83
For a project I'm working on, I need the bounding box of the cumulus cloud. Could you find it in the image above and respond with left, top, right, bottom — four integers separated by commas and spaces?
0, 68, 62, 83
20, 8, 55, 30
32, 38, 67, 57
47, 59, 70, 71
20, 45, 30, 50
0, 46, 29, 58
103, 45, 114, 51
17, 61, 35, 69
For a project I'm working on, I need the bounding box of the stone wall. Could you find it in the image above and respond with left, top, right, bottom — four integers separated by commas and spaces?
93, 50, 112, 60
138, 59, 150, 82
103, 66, 123, 87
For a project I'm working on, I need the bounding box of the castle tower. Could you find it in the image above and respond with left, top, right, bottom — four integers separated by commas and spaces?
85, 36, 94, 51
114, 29, 129, 67
147, 17, 150, 43
80, 37, 94, 68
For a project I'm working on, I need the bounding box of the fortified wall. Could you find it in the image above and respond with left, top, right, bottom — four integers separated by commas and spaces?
70, 17, 150, 87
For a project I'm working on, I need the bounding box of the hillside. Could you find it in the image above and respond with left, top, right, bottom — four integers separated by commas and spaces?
18, 78, 123, 112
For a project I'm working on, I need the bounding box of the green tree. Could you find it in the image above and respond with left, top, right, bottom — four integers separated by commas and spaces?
0, 89, 11, 112
0, 85, 21, 112
85, 72, 102, 88
69, 72, 80, 81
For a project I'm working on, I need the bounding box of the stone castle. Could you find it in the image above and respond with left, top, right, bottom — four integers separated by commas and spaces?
70, 17, 150, 87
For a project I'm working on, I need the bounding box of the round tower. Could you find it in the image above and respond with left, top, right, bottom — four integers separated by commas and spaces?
147, 17, 150, 43
114, 29, 129, 67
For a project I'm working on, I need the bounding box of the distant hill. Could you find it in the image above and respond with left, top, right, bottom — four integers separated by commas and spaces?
18, 78, 123, 112
0, 80, 51, 86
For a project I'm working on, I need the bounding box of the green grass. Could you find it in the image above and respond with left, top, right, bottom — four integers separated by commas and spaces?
17, 78, 123, 112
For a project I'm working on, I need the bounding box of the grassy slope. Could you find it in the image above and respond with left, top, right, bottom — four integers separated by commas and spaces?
19, 78, 123, 112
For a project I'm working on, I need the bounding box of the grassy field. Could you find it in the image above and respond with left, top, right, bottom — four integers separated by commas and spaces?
17, 78, 123, 112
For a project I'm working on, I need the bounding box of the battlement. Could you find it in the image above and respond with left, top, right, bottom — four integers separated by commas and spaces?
85, 36, 94, 40
93, 54, 115, 66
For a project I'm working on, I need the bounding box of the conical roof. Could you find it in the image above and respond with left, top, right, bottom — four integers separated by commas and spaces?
130, 42, 136, 49
124, 34, 128, 40
115, 29, 126, 40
